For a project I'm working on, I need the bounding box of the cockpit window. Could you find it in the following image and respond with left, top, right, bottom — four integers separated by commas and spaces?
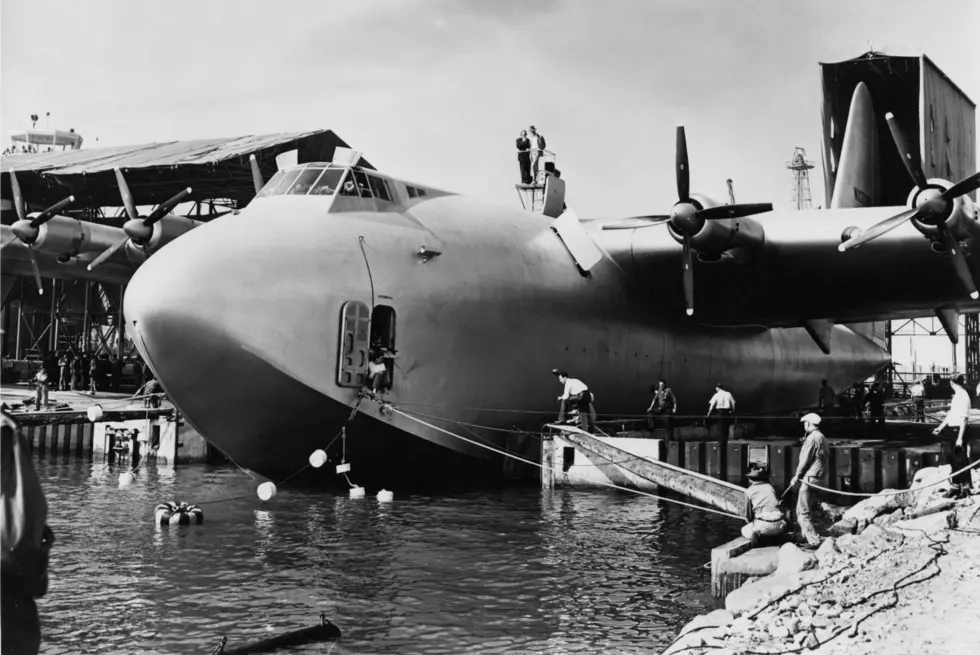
353, 171, 373, 198
267, 169, 302, 196
368, 175, 391, 202
286, 167, 325, 195
254, 170, 289, 198
310, 168, 345, 195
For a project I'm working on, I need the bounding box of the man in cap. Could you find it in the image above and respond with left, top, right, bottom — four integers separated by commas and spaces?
741, 464, 788, 546
553, 369, 594, 434
789, 412, 827, 546
528, 126, 546, 183
910, 378, 926, 423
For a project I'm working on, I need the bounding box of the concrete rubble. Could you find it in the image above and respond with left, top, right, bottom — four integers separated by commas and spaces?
663, 466, 980, 655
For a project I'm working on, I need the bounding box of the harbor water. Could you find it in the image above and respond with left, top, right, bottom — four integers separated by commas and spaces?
35, 457, 738, 654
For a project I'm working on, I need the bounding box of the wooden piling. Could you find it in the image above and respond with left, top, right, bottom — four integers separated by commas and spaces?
706, 442, 724, 479
857, 448, 880, 493
667, 441, 684, 469
541, 434, 554, 489
881, 451, 903, 490
726, 443, 746, 483
685, 442, 704, 475
769, 445, 791, 491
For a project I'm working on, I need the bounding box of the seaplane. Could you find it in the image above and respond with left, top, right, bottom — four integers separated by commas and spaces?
122, 81, 980, 484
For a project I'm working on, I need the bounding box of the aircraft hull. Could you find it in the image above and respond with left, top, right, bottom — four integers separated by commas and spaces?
124, 196, 888, 483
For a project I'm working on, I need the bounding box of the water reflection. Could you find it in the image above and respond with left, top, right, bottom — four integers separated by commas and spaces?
36, 460, 734, 654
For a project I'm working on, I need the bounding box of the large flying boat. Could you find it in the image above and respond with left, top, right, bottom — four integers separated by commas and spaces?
122, 83, 979, 483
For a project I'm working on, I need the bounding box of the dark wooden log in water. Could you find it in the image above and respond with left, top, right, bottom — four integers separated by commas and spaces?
214, 614, 341, 654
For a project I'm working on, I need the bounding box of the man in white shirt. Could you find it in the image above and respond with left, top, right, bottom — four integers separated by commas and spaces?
554, 369, 594, 433
528, 126, 546, 184
910, 379, 926, 423
706, 383, 736, 442
934, 375, 973, 498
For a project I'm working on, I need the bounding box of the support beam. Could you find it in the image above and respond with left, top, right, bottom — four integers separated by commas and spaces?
803, 319, 834, 354
935, 306, 960, 345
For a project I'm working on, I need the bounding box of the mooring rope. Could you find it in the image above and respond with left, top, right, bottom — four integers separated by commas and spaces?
800, 457, 980, 497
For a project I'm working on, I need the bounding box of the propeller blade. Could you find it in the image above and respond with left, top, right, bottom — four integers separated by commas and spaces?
942, 171, 980, 201
114, 168, 139, 220
939, 225, 979, 300
698, 203, 774, 220
27, 248, 43, 295
885, 112, 928, 190
682, 233, 694, 316
143, 187, 192, 226
0, 233, 15, 250
838, 207, 918, 252
8, 170, 27, 222
600, 215, 672, 230
87, 236, 129, 271
676, 126, 689, 202
29, 195, 74, 228
250, 154, 264, 195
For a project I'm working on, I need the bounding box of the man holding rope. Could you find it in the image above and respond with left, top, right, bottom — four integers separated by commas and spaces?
789, 412, 827, 546
933, 374, 973, 498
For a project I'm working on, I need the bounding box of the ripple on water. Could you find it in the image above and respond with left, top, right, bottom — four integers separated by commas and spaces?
33, 458, 737, 654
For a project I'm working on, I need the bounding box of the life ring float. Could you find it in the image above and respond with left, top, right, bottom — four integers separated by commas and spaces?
155, 501, 204, 526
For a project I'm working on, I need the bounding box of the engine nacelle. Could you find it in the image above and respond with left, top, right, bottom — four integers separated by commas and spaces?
666, 193, 766, 263
33, 216, 128, 257
139, 214, 200, 252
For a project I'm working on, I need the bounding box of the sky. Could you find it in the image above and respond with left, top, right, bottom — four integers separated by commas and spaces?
2, 0, 978, 368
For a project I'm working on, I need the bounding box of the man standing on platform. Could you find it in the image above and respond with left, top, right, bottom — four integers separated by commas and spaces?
528, 126, 546, 184
32, 368, 50, 411
910, 379, 926, 423
554, 369, 594, 434
646, 379, 677, 439
516, 130, 532, 185
790, 412, 827, 546
706, 383, 735, 442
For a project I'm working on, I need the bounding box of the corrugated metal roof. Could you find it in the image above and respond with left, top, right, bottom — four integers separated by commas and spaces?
2, 130, 326, 175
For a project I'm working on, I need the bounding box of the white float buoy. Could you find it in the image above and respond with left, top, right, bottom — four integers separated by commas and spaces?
119, 472, 136, 487
257, 481, 277, 501
377, 489, 393, 502
87, 404, 104, 422
309, 449, 328, 468
349, 486, 365, 498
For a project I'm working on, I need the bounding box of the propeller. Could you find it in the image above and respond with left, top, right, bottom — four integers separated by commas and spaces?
602, 126, 774, 315
839, 112, 980, 299
6, 170, 74, 294
249, 154, 264, 195
88, 168, 191, 271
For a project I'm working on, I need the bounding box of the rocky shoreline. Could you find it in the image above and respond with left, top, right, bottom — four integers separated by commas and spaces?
664, 465, 980, 655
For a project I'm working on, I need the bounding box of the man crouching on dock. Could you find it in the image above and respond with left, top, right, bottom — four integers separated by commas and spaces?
741, 465, 788, 546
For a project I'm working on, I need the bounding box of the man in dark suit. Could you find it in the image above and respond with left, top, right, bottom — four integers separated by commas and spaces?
516, 130, 531, 184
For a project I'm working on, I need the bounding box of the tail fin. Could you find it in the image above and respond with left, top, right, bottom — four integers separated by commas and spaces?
831, 82, 879, 209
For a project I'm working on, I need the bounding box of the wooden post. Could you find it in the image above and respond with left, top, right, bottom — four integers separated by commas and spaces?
15, 279, 24, 359
116, 284, 126, 359
541, 434, 554, 489
711, 537, 753, 599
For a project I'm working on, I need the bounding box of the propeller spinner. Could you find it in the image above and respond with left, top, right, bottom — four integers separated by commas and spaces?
4, 170, 74, 294
88, 168, 191, 271
839, 112, 980, 299
602, 126, 773, 315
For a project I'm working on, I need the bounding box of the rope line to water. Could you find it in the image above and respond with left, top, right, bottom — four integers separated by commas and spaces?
800, 458, 980, 498
387, 404, 742, 520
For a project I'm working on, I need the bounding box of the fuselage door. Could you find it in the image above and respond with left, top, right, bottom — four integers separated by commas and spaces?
337, 301, 371, 387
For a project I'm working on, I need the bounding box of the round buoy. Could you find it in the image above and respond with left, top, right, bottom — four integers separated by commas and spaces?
309, 449, 328, 468
119, 472, 136, 487
257, 481, 277, 501
154, 501, 204, 526
87, 405, 104, 422
349, 486, 365, 498
377, 489, 393, 502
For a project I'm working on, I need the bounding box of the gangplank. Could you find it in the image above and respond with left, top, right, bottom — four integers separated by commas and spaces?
546, 424, 747, 517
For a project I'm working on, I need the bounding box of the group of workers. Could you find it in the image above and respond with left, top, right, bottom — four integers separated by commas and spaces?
515, 126, 547, 185
28, 350, 154, 410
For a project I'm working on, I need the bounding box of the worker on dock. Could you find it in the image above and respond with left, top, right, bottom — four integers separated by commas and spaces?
554, 369, 594, 434
646, 379, 677, 439
817, 379, 836, 415
864, 383, 885, 437
933, 375, 973, 498
851, 383, 866, 422
32, 367, 50, 411
741, 465, 788, 546
57, 352, 69, 391
910, 378, 926, 423
516, 130, 532, 184
2, 409, 55, 655
790, 412, 827, 547
706, 383, 735, 442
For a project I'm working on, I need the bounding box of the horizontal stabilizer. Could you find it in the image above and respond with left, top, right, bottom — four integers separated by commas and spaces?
935, 307, 959, 344
803, 319, 834, 354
